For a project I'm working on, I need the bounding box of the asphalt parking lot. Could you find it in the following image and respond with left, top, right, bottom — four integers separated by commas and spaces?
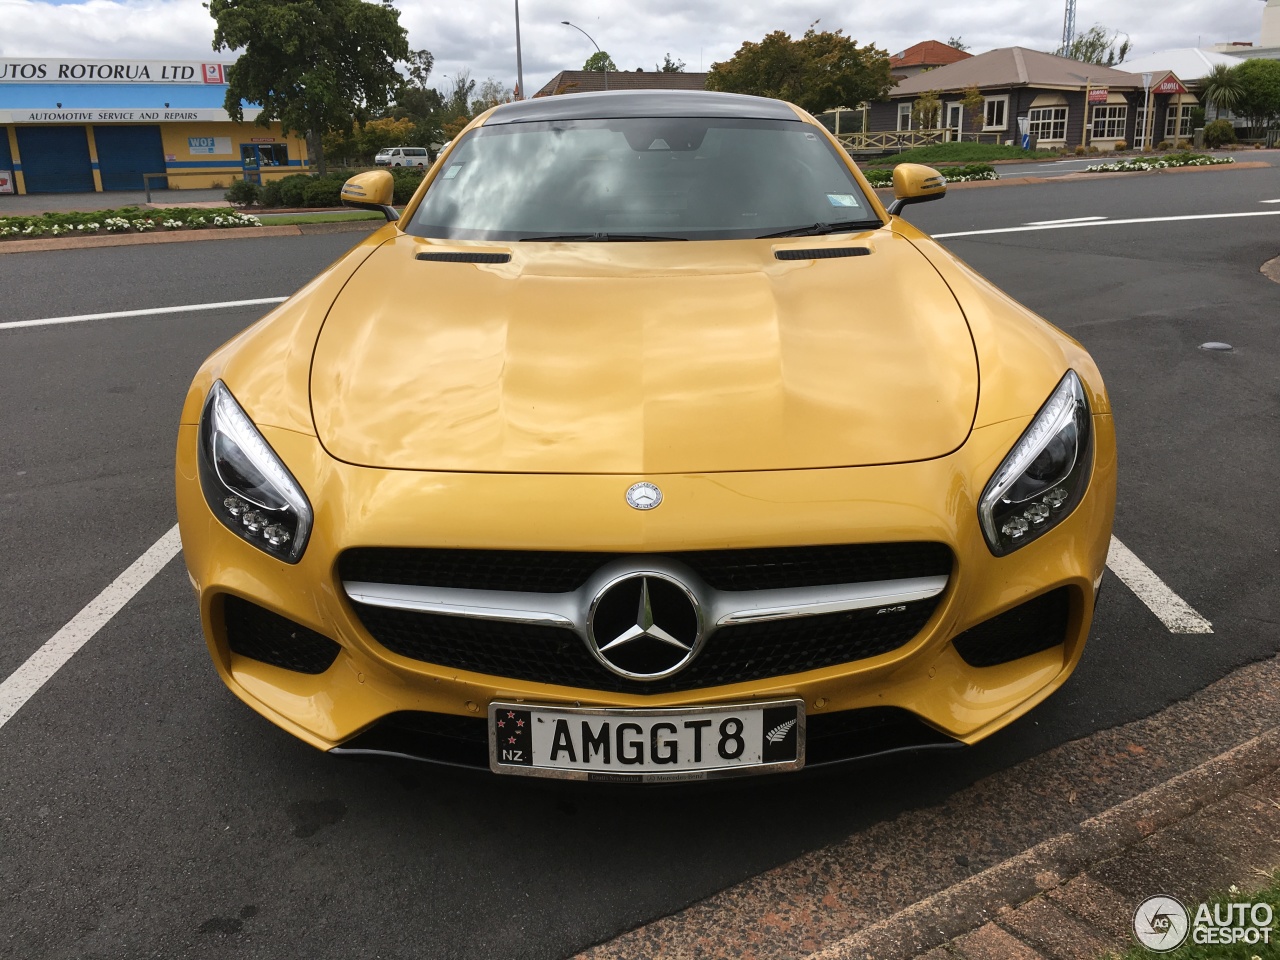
1, 164, 1278, 959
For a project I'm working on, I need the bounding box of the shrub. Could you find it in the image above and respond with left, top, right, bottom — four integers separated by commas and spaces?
391, 168, 425, 204
1175, 139, 1192, 150
1156, 140, 1172, 150
1203, 119, 1237, 148
1088, 145, 1101, 153
277, 174, 313, 208
303, 176, 344, 207
1113, 140, 1128, 151
1074, 144, 1087, 156
258, 179, 284, 208
224, 179, 260, 207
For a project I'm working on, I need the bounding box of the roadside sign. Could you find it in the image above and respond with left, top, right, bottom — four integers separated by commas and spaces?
1154, 75, 1188, 95
1088, 87, 1109, 103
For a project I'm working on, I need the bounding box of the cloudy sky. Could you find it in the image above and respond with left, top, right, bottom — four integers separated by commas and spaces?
0, 0, 1269, 96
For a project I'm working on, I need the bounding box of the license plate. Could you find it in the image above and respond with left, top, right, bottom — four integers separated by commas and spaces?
488, 699, 804, 782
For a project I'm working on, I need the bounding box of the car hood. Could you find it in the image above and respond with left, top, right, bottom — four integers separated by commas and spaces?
309, 230, 978, 474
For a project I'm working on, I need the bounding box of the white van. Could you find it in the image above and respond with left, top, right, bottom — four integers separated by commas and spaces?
374, 147, 430, 167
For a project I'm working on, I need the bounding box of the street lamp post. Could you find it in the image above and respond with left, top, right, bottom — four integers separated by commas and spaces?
561, 20, 607, 91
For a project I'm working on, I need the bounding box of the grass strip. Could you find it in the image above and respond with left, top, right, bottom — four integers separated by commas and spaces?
1108, 874, 1279, 959
862, 143, 1061, 167
254, 211, 383, 225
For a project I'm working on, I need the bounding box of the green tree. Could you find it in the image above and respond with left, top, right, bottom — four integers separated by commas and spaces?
1234, 57, 1280, 129
208, 0, 410, 174
1201, 62, 1245, 121
406, 49, 435, 91
1064, 24, 1130, 66
472, 77, 514, 112
911, 90, 942, 130
657, 53, 686, 72
961, 84, 985, 132
583, 51, 618, 72
707, 26, 893, 114
947, 36, 969, 52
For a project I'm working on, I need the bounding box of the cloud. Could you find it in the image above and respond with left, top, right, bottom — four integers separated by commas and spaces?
0, 0, 1268, 96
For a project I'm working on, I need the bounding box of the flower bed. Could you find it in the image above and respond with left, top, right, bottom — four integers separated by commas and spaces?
1084, 153, 1235, 173
862, 164, 998, 188
0, 206, 262, 240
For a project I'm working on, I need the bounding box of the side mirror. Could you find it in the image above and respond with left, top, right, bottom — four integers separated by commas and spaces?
886, 163, 947, 216
341, 171, 398, 222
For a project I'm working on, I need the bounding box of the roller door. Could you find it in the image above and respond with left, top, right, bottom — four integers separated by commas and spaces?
14, 126, 94, 193
94, 125, 167, 191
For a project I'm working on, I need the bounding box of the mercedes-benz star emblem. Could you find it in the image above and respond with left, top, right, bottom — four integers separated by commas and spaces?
587, 574, 701, 679
625, 482, 662, 511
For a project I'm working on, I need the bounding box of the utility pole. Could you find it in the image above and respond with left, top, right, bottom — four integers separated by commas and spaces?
1059, 0, 1077, 56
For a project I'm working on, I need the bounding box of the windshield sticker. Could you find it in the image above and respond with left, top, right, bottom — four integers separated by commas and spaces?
442, 163, 463, 180
648, 138, 671, 150
827, 194, 861, 207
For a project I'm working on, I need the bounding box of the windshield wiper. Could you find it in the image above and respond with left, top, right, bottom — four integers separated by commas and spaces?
519, 233, 688, 242
757, 219, 883, 239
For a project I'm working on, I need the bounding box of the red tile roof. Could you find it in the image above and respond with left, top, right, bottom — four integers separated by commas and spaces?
888, 41, 973, 69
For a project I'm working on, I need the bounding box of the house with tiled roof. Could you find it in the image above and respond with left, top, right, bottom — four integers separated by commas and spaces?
869, 47, 1190, 150
887, 40, 972, 79
532, 70, 709, 98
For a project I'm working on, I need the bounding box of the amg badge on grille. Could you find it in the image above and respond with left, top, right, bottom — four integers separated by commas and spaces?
626, 482, 662, 511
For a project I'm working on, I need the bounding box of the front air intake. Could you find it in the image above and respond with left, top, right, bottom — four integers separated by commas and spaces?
951, 588, 1071, 667
223, 596, 341, 674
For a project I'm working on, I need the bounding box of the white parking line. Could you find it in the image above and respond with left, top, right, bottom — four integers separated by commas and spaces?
1106, 536, 1213, 634
1262, 199, 1280, 204
1023, 216, 1108, 226
0, 525, 182, 731
0, 297, 288, 331
934, 209, 1280, 240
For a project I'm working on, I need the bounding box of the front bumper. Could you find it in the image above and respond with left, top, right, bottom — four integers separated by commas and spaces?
175, 413, 1117, 763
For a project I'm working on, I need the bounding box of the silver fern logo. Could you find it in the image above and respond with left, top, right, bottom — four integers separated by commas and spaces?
765, 719, 797, 744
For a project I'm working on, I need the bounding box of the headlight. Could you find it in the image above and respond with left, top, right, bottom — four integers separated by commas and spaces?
197, 380, 312, 563
979, 370, 1093, 556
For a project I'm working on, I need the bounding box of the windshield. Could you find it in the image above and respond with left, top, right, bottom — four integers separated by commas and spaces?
405, 117, 879, 241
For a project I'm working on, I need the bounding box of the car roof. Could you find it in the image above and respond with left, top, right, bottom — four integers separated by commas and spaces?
484, 90, 799, 125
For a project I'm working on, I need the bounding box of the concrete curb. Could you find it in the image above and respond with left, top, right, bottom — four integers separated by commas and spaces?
802, 726, 1280, 960
0, 218, 383, 255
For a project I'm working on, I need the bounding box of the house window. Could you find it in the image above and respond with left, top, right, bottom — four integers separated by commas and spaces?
897, 103, 913, 131
1165, 104, 1195, 139
1028, 106, 1068, 141
983, 96, 1008, 131
1091, 105, 1128, 140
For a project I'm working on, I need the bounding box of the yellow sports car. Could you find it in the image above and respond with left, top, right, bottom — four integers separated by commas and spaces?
176, 91, 1115, 782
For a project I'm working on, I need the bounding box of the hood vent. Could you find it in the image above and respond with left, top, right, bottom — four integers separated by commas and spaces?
775, 247, 871, 261
417, 251, 512, 264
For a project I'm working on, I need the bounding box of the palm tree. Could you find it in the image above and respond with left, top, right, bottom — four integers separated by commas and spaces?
1200, 63, 1244, 121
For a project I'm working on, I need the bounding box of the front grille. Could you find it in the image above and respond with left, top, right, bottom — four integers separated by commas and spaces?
349, 595, 941, 694
339, 542, 952, 593
951, 588, 1071, 668
223, 596, 342, 674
